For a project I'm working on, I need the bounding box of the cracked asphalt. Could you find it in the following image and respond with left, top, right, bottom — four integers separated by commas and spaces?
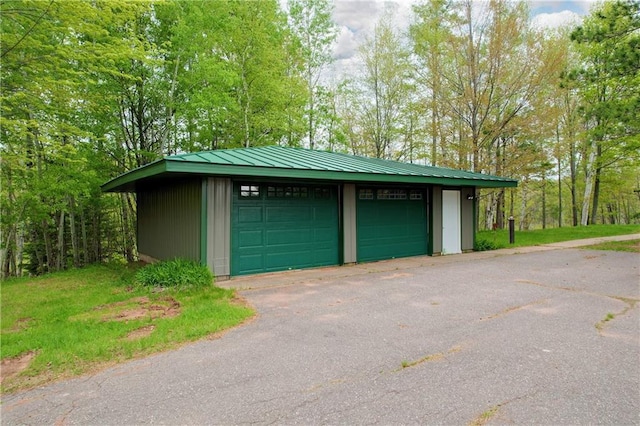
2, 246, 639, 425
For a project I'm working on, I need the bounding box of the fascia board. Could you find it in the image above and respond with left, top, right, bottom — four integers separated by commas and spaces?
101, 161, 167, 192
165, 161, 518, 188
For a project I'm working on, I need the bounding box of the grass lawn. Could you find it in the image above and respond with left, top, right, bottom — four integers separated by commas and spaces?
583, 239, 640, 253
476, 224, 640, 250
0, 263, 254, 394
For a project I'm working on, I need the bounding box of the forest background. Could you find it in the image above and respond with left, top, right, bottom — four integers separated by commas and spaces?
1, 0, 639, 278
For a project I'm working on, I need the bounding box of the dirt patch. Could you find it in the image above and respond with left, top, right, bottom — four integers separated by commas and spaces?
0, 351, 36, 384
125, 325, 156, 340
5, 317, 33, 333
231, 294, 252, 309
96, 296, 181, 322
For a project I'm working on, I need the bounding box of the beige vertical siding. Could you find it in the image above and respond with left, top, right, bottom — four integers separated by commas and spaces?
431, 186, 443, 254
461, 188, 475, 251
207, 177, 232, 277
342, 183, 357, 263
137, 179, 201, 262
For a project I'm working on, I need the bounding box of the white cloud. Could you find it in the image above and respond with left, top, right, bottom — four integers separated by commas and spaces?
333, 26, 360, 60
531, 10, 582, 29
333, 1, 382, 32
529, 0, 598, 12
326, 0, 595, 80
331, 0, 414, 79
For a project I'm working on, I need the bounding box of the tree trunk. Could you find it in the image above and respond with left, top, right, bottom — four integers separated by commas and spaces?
607, 203, 616, 224
121, 193, 136, 263
519, 181, 528, 231
69, 198, 79, 267
92, 211, 101, 262
495, 139, 505, 229
57, 210, 65, 271
1, 226, 14, 279
136, 78, 147, 163
497, 192, 505, 229
81, 207, 88, 265
309, 78, 315, 150
541, 174, 547, 230
431, 90, 437, 166
590, 164, 602, 225
42, 220, 53, 273
580, 140, 597, 226
15, 222, 25, 277
485, 191, 496, 230
509, 187, 515, 218
622, 199, 630, 224
570, 140, 578, 226
557, 155, 562, 227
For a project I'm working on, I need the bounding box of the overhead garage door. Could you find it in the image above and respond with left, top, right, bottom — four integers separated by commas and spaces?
356, 187, 427, 262
232, 183, 339, 275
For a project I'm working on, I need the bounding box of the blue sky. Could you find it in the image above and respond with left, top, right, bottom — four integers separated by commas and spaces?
529, 0, 594, 15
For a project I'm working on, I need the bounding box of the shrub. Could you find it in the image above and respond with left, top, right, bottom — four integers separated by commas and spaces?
135, 259, 213, 290
474, 237, 505, 252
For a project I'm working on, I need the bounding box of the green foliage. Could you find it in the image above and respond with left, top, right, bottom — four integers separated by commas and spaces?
288, 0, 338, 149
0, 0, 150, 276
569, 0, 640, 224
0, 263, 252, 393
474, 235, 506, 251
135, 259, 213, 290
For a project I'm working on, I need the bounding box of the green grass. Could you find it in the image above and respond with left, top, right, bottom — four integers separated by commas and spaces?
475, 224, 640, 250
0, 263, 253, 393
469, 405, 501, 426
583, 239, 640, 253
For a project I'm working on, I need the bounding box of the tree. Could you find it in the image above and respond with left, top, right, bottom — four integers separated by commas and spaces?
554, 37, 584, 227
409, 0, 567, 229
357, 14, 413, 159
0, 0, 152, 275
410, 0, 458, 166
165, 0, 305, 150
569, 0, 640, 225
288, 0, 338, 149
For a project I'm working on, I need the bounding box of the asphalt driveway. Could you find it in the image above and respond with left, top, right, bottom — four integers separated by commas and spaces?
2, 245, 639, 425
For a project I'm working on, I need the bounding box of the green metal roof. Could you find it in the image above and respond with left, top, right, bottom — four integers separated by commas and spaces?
102, 146, 517, 192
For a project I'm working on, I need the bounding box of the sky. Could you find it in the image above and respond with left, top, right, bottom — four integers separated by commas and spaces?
328, 0, 598, 78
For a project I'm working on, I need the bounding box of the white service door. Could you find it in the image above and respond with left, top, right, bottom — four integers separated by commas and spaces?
442, 190, 461, 254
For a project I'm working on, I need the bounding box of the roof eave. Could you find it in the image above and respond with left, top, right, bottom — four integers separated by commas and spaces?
165, 161, 517, 188
102, 157, 518, 193
101, 160, 168, 192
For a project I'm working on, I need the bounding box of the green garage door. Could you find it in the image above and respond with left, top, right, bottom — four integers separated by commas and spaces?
357, 187, 427, 262
232, 183, 339, 275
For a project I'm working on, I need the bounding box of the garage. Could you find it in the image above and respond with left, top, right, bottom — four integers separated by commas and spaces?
231, 182, 339, 275
102, 145, 517, 278
356, 187, 428, 262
